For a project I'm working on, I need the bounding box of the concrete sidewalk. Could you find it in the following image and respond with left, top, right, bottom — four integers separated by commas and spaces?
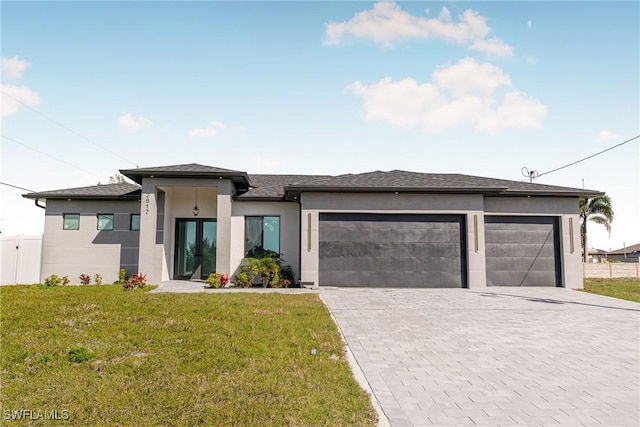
322, 287, 640, 427
150, 280, 319, 294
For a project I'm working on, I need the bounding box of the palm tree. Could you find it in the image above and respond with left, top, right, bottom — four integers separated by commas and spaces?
580, 195, 614, 262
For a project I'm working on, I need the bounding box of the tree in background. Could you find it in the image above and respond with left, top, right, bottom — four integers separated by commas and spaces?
580, 195, 614, 262
98, 174, 127, 185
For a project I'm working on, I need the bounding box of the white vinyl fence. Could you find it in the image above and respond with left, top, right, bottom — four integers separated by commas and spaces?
1, 235, 43, 285
583, 263, 640, 279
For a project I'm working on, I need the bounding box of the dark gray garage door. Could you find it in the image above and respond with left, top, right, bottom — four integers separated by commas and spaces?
485, 216, 561, 287
319, 213, 466, 288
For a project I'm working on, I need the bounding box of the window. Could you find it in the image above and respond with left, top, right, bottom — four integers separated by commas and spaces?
130, 214, 140, 231
245, 216, 280, 256
97, 214, 114, 231
63, 213, 80, 230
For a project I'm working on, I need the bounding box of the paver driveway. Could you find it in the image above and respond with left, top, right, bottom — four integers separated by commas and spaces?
321, 287, 640, 427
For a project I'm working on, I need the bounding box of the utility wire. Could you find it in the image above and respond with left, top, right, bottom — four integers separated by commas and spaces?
0, 182, 35, 192
1, 90, 138, 167
536, 134, 639, 178
2, 134, 107, 181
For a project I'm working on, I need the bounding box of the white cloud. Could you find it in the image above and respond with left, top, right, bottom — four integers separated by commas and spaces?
469, 38, 513, 58
187, 121, 227, 139
348, 57, 547, 134
117, 113, 152, 129
324, 2, 512, 57
476, 90, 547, 133
1, 56, 31, 79
432, 57, 511, 97
527, 19, 532, 30
598, 131, 621, 142
0, 84, 41, 118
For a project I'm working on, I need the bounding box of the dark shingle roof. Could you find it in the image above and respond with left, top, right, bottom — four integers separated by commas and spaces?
23, 183, 141, 200
238, 174, 332, 200
285, 170, 601, 197
608, 243, 640, 255
120, 163, 250, 186
23, 166, 603, 201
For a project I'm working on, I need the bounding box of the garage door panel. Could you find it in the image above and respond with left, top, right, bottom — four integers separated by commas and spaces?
486, 256, 556, 272
485, 216, 561, 287
485, 243, 557, 258
319, 214, 466, 288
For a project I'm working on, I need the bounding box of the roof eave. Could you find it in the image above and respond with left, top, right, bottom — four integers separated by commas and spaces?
285, 185, 507, 194
499, 189, 604, 198
120, 169, 252, 186
22, 193, 141, 201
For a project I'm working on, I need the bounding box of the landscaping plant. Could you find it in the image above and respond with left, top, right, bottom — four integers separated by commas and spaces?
204, 273, 230, 289
124, 273, 147, 290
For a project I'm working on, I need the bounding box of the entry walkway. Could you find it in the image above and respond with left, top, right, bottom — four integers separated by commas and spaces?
322, 287, 640, 427
150, 280, 318, 294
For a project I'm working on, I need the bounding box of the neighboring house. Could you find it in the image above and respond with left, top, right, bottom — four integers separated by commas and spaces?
607, 243, 640, 263
23, 163, 601, 289
586, 248, 608, 263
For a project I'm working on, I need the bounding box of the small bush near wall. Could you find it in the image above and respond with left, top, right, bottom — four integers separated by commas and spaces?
43, 275, 63, 287
93, 274, 102, 285
79, 274, 91, 285
123, 273, 147, 290
205, 273, 230, 289
116, 269, 127, 285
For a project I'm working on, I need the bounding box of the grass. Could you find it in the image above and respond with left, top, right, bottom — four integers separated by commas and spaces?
582, 278, 640, 303
1, 285, 377, 426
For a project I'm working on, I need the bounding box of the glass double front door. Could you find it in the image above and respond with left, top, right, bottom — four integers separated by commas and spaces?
175, 219, 216, 280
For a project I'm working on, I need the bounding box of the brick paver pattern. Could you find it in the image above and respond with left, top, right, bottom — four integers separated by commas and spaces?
322, 287, 640, 427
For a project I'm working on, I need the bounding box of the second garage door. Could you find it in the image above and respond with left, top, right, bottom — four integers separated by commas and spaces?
485, 216, 561, 287
319, 213, 466, 288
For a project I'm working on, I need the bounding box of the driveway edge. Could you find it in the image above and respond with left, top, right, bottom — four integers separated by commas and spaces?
319, 292, 390, 427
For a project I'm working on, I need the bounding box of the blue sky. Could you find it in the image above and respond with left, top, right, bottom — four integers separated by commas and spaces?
2, 1, 639, 251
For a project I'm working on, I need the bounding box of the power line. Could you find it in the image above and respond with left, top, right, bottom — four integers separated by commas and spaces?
0, 182, 35, 192
537, 134, 639, 178
2, 134, 107, 181
524, 134, 639, 181
1, 90, 138, 167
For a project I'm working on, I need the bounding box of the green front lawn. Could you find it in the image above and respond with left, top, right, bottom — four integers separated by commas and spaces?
1, 285, 376, 426
583, 278, 640, 303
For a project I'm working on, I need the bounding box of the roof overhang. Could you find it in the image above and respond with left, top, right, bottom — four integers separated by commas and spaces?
22, 191, 141, 201
120, 168, 252, 188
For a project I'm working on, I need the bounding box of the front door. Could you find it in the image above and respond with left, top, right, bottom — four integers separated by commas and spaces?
174, 219, 217, 280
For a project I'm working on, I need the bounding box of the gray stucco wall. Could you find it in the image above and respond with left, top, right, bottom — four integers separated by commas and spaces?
41, 199, 140, 283
300, 192, 486, 288
231, 201, 301, 280
484, 196, 583, 289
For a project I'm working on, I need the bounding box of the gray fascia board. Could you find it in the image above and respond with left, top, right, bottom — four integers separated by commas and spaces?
22, 194, 141, 201
285, 185, 507, 194
120, 169, 251, 186
234, 196, 287, 202
500, 189, 604, 198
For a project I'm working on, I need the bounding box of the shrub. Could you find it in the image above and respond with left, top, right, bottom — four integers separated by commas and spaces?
205, 273, 230, 289
124, 272, 147, 290
235, 261, 259, 288
79, 274, 91, 285
280, 264, 295, 288
61, 275, 70, 286
117, 269, 127, 285
68, 346, 94, 363
43, 274, 62, 287
93, 273, 102, 286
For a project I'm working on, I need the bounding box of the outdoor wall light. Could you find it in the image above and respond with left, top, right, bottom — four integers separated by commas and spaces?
193, 187, 199, 216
